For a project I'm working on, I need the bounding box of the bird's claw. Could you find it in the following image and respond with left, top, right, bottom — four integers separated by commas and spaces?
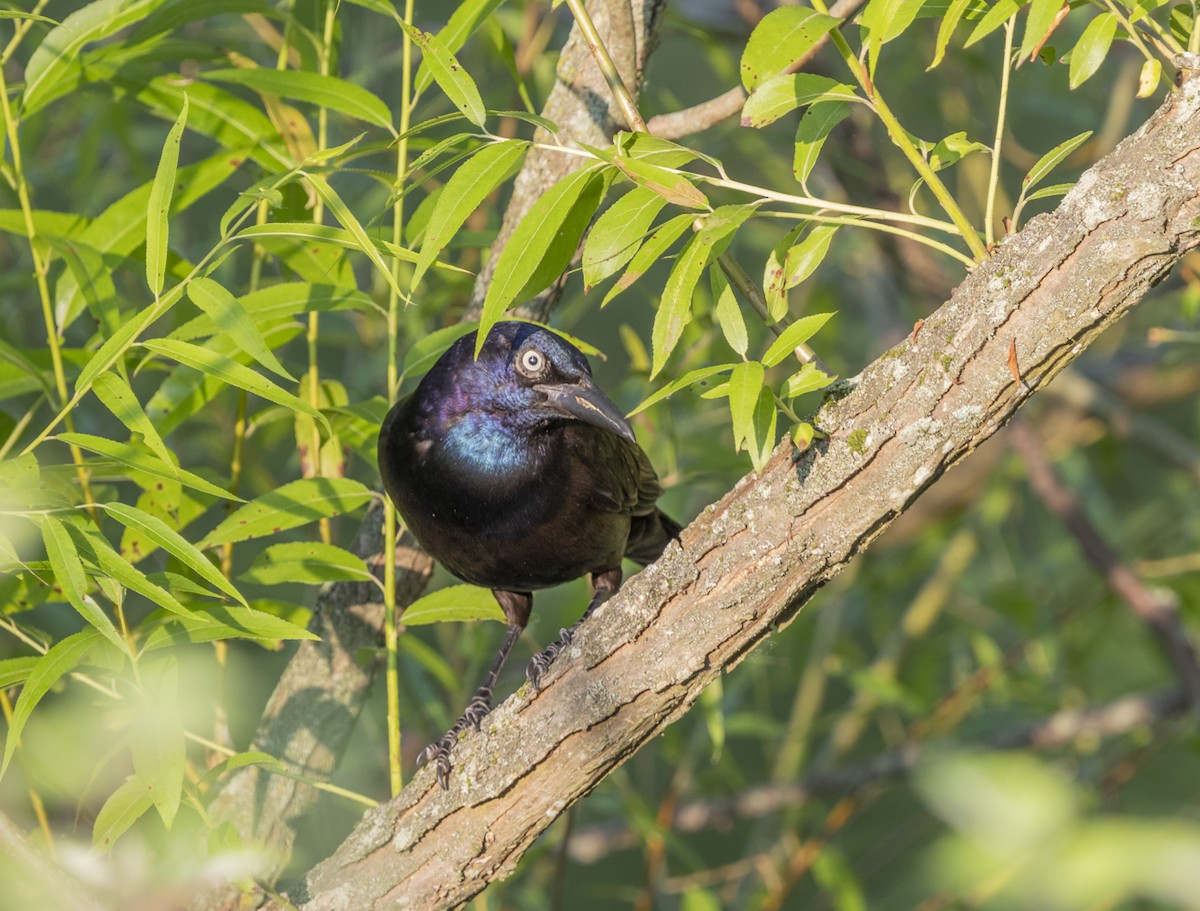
418, 687, 495, 789
526, 626, 579, 690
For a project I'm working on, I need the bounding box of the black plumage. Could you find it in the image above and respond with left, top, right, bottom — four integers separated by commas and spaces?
378, 321, 679, 786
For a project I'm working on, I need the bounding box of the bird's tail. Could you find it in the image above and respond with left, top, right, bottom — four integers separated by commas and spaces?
626, 508, 683, 566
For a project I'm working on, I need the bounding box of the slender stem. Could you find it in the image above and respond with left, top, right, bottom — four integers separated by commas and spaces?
384, 0, 417, 799
0, 0, 50, 66
985, 19, 1015, 247
309, 0, 339, 547
0, 397, 41, 461
0, 59, 96, 511
563, 0, 647, 132
809, 0, 989, 262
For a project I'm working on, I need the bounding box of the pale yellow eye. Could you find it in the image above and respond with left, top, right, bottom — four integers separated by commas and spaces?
520, 349, 545, 373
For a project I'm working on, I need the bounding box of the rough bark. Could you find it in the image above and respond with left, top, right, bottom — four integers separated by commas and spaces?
273, 75, 1200, 911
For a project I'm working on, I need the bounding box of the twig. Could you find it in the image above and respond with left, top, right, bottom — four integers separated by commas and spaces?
565, 688, 1189, 863
1010, 419, 1200, 706
645, 0, 870, 141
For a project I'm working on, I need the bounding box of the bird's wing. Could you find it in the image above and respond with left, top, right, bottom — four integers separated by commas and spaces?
583, 431, 663, 517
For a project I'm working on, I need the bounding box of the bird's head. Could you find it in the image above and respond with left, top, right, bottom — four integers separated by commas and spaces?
423, 321, 635, 443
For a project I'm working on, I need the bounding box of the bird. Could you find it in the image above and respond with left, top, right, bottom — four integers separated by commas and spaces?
378, 320, 680, 787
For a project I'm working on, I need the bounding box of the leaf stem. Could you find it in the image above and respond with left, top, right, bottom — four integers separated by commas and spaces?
985, 18, 1015, 247
809, 0, 989, 262
384, 0, 418, 799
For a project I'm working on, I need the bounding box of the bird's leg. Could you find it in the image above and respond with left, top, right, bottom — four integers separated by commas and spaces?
527, 567, 622, 690
419, 590, 531, 789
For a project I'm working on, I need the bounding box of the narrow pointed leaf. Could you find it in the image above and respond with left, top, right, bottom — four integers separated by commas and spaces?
1068, 14, 1117, 89
132, 657, 184, 828
92, 775, 154, 851
57, 432, 239, 501
929, 0, 974, 69
584, 187, 669, 290
304, 175, 405, 302
141, 338, 329, 434
398, 20, 486, 127
41, 516, 127, 656
762, 312, 836, 367
742, 74, 855, 129
240, 542, 374, 586
102, 502, 247, 605
402, 585, 505, 625
92, 373, 175, 470
2, 629, 105, 780
199, 478, 373, 548
601, 213, 695, 307
1023, 131, 1091, 190
728, 361, 766, 451
794, 102, 850, 185
203, 68, 394, 133
146, 94, 188, 296
478, 166, 609, 350
413, 140, 527, 290
710, 268, 749, 357
188, 277, 294, 381
1019, 0, 1066, 63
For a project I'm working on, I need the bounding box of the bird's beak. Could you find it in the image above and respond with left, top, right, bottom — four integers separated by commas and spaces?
537, 376, 636, 443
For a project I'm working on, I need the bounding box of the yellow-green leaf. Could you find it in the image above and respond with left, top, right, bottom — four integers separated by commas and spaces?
403, 585, 505, 625
199, 478, 373, 548
188, 277, 294, 381
146, 94, 188, 297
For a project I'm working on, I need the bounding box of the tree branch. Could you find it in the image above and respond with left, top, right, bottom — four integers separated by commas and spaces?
275, 70, 1200, 911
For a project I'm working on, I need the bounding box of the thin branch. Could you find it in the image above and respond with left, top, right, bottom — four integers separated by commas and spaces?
645, 0, 870, 141
566, 688, 1190, 863
1010, 419, 1200, 706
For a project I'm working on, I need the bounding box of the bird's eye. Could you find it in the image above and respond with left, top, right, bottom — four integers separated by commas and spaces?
519, 349, 545, 375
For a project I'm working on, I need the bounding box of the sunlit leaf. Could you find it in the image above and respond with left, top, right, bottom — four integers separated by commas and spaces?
402, 584, 505, 625
204, 67, 394, 133
57, 432, 238, 501
728, 361, 765, 451
742, 74, 855, 129
398, 20, 486, 127
146, 94, 188, 297
93, 774, 155, 851
40, 516, 128, 655
762, 312, 836, 367
132, 657, 185, 827
1023, 131, 1091, 190
199, 478, 374, 548
188, 277, 294, 381
794, 101, 850, 186
741, 7, 839, 90
584, 187, 669, 290
1068, 14, 1117, 90
240, 542, 374, 586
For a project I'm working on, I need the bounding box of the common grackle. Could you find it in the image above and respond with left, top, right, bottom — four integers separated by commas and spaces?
378, 321, 679, 787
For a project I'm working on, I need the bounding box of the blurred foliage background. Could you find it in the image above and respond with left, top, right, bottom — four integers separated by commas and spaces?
1, 0, 1199, 908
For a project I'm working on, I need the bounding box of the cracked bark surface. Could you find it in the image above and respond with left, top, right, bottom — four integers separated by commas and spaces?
271, 75, 1200, 911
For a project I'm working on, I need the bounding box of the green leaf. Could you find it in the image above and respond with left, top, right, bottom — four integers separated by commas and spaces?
764, 225, 804, 321
762, 312, 836, 367
710, 268, 748, 357
652, 205, 758, 377
57, 432, 238, 501
601, 213, 695, 307
742, 74, 855, 129
400, 323, 478, 383
861, 0, 928, 75
413, 140, 527, 290
69, 523, 198, 620
132, 657, 185, 828
22, 0, 168, 114
728, 361, 766, 451
146, 93, 188, 297
602, 151, 708, 208
57, 150, 246, 333
794, 102, 850, 186
478, 165, 609, 351
398, 20, 486, 127
92, 372, 175, 470
928, 0, 975, 69
0, 657, 39, 689
199, 478, 374, 548
402, 584, 505, 625
1024, 182, 1073, 203
141, 338, 329, 434
414, 0, 505, 95
102, 502, 246, 605
304, 174, 405, 302
584, 187, 669, 290
1068, 14, 1117, 89
747, 386, 778, 472
965, 0, 1026, 47
203, 67, 394, 133
783, 363, 836, 398
92, 775, 155, 851
240, 542, 374, 586
40, 517, 128, 656
2, 629, 106, 779
1019, 0, 1066, 64
1023, 130, 1091, 190
783, 225, 840, 287
188, 277, 294, 381
741, 7, 840, 90
234, 222, 440, 271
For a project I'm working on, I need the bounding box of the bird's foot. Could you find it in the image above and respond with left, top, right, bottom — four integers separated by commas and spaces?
417, 685, 495, 789
526, 624, 579, 691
